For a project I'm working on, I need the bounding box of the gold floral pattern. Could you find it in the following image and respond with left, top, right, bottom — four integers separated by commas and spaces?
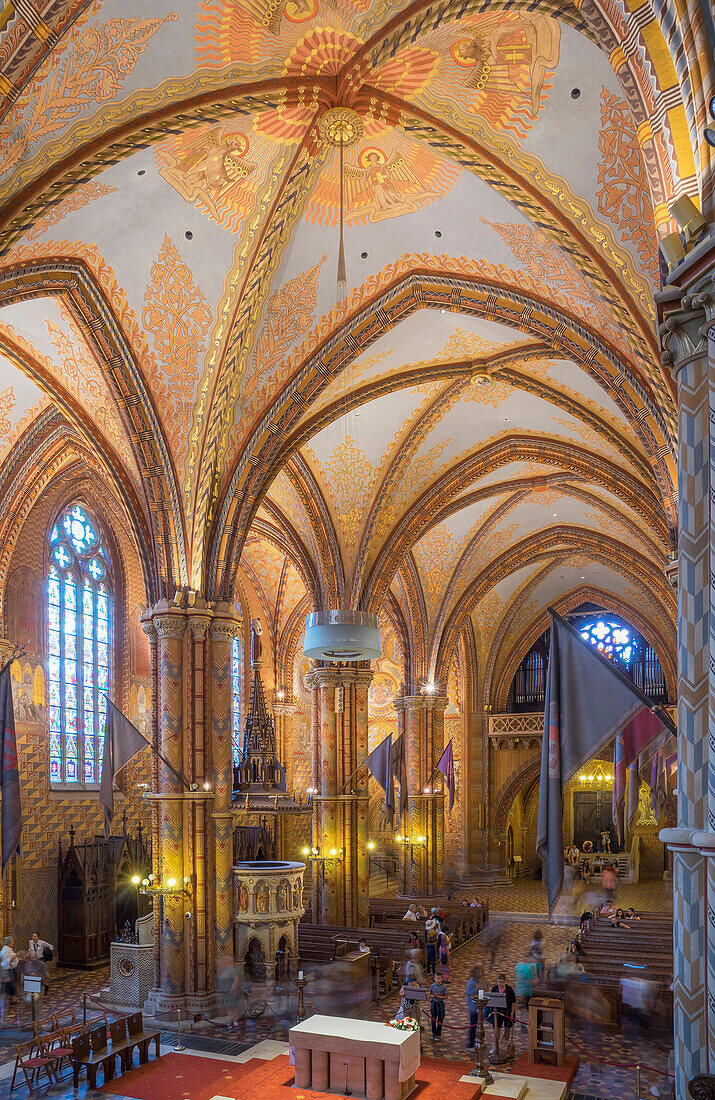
142, 235, 213, 478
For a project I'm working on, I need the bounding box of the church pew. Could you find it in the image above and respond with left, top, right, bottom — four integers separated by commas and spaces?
368, 898, 485, 938
369, 913, 474, 948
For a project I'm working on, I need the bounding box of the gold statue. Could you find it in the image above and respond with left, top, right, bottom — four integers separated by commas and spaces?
636, 780, 657, 825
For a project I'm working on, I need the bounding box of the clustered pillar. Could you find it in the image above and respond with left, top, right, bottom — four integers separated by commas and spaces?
393, 695, 447, 897
657, 246, 715, 1094
142, 598, 240, 1017
308, 665, 371, 925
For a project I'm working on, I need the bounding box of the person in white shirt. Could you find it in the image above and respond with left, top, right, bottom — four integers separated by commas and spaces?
402, 904, 418, 921
25, 932, 53, 995
0, 936, 19, 1014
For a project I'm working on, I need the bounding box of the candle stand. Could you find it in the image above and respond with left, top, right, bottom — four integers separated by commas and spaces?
296, 975, 310, 1023
469, 991, 494, 1085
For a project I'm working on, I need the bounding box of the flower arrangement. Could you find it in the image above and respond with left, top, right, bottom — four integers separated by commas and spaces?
387, 1016, 419, 1031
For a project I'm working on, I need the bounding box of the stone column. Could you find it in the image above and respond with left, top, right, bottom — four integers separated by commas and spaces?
209, 607, 241, 989
0, 638, 14, 945
354, 668, 372, 927
308, 665, 370, 925
657, 244, 715, 1091
395, 695, 447, 896
142, 599, 216, 1017
154, 609, 187, 1006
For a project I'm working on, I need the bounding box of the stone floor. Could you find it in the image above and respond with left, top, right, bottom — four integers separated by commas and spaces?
0, 878, 675, 1099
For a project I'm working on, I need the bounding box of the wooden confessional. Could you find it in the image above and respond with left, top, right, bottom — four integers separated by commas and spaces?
57, 819, 151, 968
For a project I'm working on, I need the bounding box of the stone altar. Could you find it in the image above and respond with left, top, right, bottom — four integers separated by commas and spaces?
290, 1015, 420, 1100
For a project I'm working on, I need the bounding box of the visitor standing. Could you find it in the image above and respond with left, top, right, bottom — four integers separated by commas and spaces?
602, 863, 617, 901
398, 973, 423, 1027
486, 973, 516, 1048
514, 953, 538, 1032
0, 936, 19, 1017
437, 926, 451, 982
429, 975, 447, 1040
466, 965, 482, 1050
425, 912, 439, 976
530, 929, 544, 977
25, 932, 53, 995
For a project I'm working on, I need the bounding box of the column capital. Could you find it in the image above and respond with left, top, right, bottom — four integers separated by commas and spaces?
395, 693, 447, 713
308, 667, 341, 688
210, 609, 242, 641
154, 614, 187, 639
188, 613, 213, 639
656, 237, 715, 376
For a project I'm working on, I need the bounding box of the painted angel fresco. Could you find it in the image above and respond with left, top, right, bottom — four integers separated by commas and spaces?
242, 0, 337, 35
448, 13, 560, 117
158, 125, 256, 226
345, 147, 440, 223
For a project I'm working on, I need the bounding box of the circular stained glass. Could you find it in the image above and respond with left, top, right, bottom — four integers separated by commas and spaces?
62, 506, 98, 556
579, 619, 636, 664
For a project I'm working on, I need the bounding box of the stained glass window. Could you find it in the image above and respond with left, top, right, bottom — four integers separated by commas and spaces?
231, 636, 242, 767
47, 505, 112, 786
579, 618, 636, 664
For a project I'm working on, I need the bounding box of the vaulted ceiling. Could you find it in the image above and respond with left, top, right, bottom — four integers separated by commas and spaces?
0, 0, 705, 686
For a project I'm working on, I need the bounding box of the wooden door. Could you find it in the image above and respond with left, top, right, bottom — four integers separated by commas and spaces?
573, 791, 613, 849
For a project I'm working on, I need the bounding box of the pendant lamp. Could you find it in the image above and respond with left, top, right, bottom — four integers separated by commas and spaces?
303, 611, 382, 662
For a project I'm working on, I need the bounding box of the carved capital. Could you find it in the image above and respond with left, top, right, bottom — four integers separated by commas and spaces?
188, 615, 212, 639
311, 668, 341, 688
210, 619, 242, 641
399, 695, 429, 713
154, 615, 187, 640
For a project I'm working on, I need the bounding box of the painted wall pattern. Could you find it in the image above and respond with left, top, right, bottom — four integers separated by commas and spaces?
596, 87, 659, 280
142, 235, 213, 479
0, 6, 177, 180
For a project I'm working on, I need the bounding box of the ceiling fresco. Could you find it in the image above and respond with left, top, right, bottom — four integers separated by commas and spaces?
0, 0, 706, 685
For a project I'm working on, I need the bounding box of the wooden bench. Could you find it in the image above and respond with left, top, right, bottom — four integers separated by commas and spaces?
71, 1027, 115, 1089
70, 1013, 160, 1088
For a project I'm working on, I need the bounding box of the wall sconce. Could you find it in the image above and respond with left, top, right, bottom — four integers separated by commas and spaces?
139, 873, 192, 899
300, 845, 343, 863
395, 833, 427, 865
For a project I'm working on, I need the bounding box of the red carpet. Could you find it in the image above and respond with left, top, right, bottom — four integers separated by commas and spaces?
98, 1053, 262, 1100
233, 1055, 484, 1099
100, 1052, 484, 1100
511, 1053, 579, 1085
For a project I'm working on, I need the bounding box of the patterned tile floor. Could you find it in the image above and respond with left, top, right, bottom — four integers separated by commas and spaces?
0, 879, 675, 1099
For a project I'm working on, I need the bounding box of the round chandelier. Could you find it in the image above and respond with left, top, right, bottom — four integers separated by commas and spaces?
303, 611, 382, 662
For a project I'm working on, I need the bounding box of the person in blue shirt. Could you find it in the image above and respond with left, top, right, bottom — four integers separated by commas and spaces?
465, 965, 483, 1050
429, 976, 447, 1040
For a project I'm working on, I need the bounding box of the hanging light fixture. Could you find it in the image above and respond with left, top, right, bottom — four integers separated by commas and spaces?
307, 110, 378, 664
303, 611, 381, 662
317, 107, 364, 294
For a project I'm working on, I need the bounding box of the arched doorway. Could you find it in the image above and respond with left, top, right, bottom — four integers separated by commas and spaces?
244, 937, 267, 983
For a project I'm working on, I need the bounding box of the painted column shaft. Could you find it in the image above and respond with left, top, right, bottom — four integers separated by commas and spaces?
657, 258, 715, 1093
